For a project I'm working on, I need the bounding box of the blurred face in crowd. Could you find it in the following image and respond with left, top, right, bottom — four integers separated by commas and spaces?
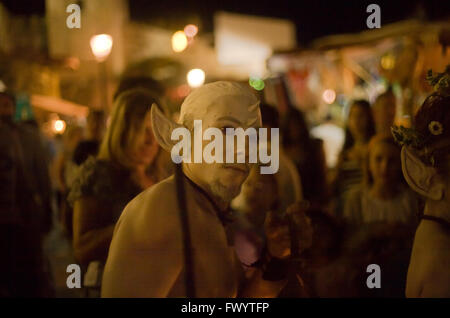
373, 95, 396, 134
369, 141, 401, 186
126, 110, 159, 167
0, 94, 15, 119
241, 166, 278, 223
348, 103, 371, 142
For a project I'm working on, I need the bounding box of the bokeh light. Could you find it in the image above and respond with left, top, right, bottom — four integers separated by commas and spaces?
53, 119, 66, 134
249, 77, 265, 91
187, 69, 205, 88
184, 24, 198, 38
381, 53, 395, 70
90, 34, 113, 61
172, 31, 188, 52
322, 89, 336, 104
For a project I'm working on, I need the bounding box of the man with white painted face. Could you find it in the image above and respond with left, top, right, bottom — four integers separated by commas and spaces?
102, 81, 309, 297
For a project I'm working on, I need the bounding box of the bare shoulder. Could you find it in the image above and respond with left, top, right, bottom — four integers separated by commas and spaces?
407, 220, 450, 297
415, 220, 450, 252
410, 220, 450, 276
113, 175, 182, 246
103, 175, 185, 297
122, 175, 178, 216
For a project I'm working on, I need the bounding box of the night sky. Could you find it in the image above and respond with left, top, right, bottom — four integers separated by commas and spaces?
1, 0, 449, 46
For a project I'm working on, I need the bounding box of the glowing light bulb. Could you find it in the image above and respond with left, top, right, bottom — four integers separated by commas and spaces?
53, 119, 66, 133
322, 89, 336, 104
172, 31, 188, 52
90, 34, 113, 62
187, 69, 205, 88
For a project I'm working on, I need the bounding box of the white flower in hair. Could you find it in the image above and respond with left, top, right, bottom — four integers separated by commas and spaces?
428, 121, 443, 136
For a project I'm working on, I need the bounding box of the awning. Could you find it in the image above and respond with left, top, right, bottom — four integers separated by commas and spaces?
31, 94, 89, 118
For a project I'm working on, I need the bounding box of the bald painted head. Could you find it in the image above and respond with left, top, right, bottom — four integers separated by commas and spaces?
152, 81, 262, 206
178, 81, 261, 129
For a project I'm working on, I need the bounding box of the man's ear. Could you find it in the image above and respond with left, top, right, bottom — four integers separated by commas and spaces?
401, 146, 445, 200
151, 104, 184, 153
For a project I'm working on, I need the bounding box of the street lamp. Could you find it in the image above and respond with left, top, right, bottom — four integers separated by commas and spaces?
90, 34, 113, 110
53, 119, 66, 134
90, 34, 113, 62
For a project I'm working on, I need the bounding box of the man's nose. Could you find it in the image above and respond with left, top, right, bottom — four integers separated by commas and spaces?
235, 147, 251, 163
234, 136, 258, 157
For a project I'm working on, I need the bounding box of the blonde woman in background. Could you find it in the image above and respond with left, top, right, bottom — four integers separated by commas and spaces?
68, 88, 164, 295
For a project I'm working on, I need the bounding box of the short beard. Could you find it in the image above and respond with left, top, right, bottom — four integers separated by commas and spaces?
210, 179, 242, 205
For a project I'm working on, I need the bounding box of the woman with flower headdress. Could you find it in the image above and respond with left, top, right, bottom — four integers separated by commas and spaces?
391, 65, 450, 297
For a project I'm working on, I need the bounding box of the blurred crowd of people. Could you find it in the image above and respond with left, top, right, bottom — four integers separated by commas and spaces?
0, 67, 447, 297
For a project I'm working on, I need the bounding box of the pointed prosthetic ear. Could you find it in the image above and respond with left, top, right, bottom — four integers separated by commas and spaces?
151, 104, 184, 153
401, 146, 444, 200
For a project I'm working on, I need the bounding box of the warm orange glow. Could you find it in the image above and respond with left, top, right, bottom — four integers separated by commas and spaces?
53, 119, 66, 133
172, 31, 188, 52
381, 54, 395, 70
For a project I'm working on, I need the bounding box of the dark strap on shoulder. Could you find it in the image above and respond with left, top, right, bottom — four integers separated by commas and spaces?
182, 173, 233, 226
174, 163, 195, 298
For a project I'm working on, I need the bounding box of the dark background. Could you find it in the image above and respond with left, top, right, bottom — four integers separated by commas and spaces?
1, 0, 449, 46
